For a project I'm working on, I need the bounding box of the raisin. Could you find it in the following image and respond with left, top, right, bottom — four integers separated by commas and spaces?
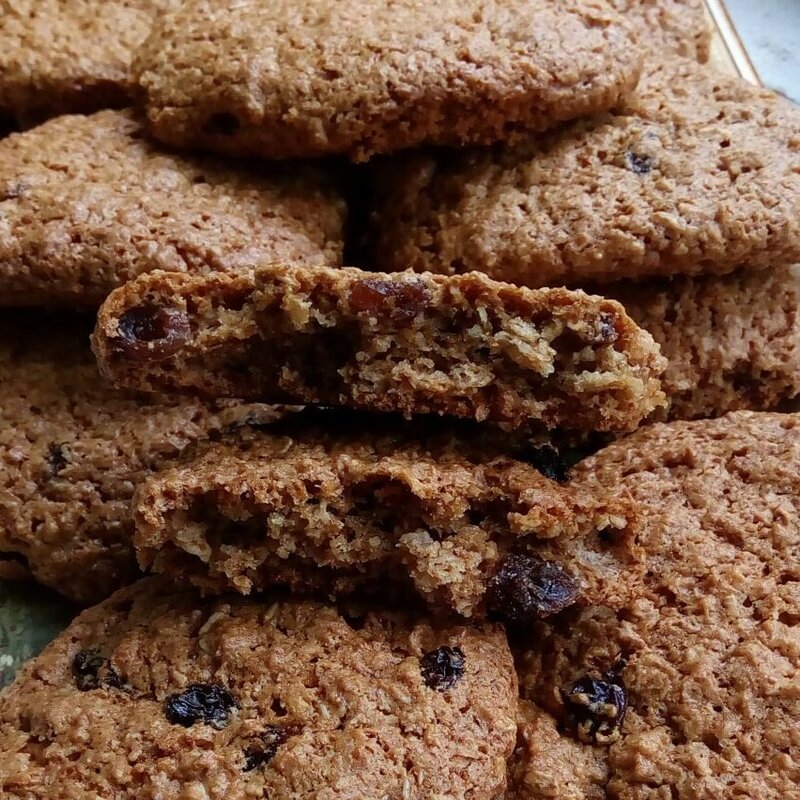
348, 278, 431, 320
72, 649, 121, 691
563, 661, 628, 744
114, 305, 191, 362
521, 444, 570, 483
47, 443, 68, 475
72, 649, 105, 691
164, 683, 238, 729
596, 312, 618, 344
625, 151, 653, 175
243, 724, 294, 771
103, 668, 123, 689
420, 646, 466, 691
486, 554, 579, 624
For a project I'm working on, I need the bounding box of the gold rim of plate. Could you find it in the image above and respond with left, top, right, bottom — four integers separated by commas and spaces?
705, 0, 762, 83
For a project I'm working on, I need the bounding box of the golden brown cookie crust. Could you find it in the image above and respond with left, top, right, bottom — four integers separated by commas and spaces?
0, 311, 279, 605
0, 110, 345, 308
92, 264, 667, 433
0, 1, 181, 125
0, 577, 518, 799
508, 700, 608, 799
133, 0, 642, 161
370, 60, 800, 286
132, 423, 640, 618
614, 0, 710, 62
513, 411, 800, 798
610, 264, 800, 420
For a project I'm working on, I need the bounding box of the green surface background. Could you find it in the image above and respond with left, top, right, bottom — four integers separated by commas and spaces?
0, 581, 75, 689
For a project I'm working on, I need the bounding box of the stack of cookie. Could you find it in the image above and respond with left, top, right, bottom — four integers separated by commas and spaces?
0, 2, 798, 798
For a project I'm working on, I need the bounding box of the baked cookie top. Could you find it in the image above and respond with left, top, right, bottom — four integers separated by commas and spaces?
611, 264, 800, 421
614, 0, 710, 61
513, 411, 800, 798
0, 1, 181, 124
0, 577, 518, 800
0, 311, 278, 605
0, 110, 345, 308
369, 59, 800, 286
91, 264, 667, 433
133, 0, 642, 161
132, 417, 641, 619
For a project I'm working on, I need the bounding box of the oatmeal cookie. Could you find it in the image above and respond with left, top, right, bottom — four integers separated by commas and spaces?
0, 1, 181, 125
0, 577, 518, 799
512, 412, 800, 798
132, 418, 641, 620
133, 0, 642, 161
370, 60, 800, 286
0, 311, 278, 605
612, 264, 800, 420
0, 110, 345, 307
615, 0, 710, 61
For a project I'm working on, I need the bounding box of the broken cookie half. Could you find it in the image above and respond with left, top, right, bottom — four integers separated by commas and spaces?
92, 264, 666, 433
132, 417, 643, 621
